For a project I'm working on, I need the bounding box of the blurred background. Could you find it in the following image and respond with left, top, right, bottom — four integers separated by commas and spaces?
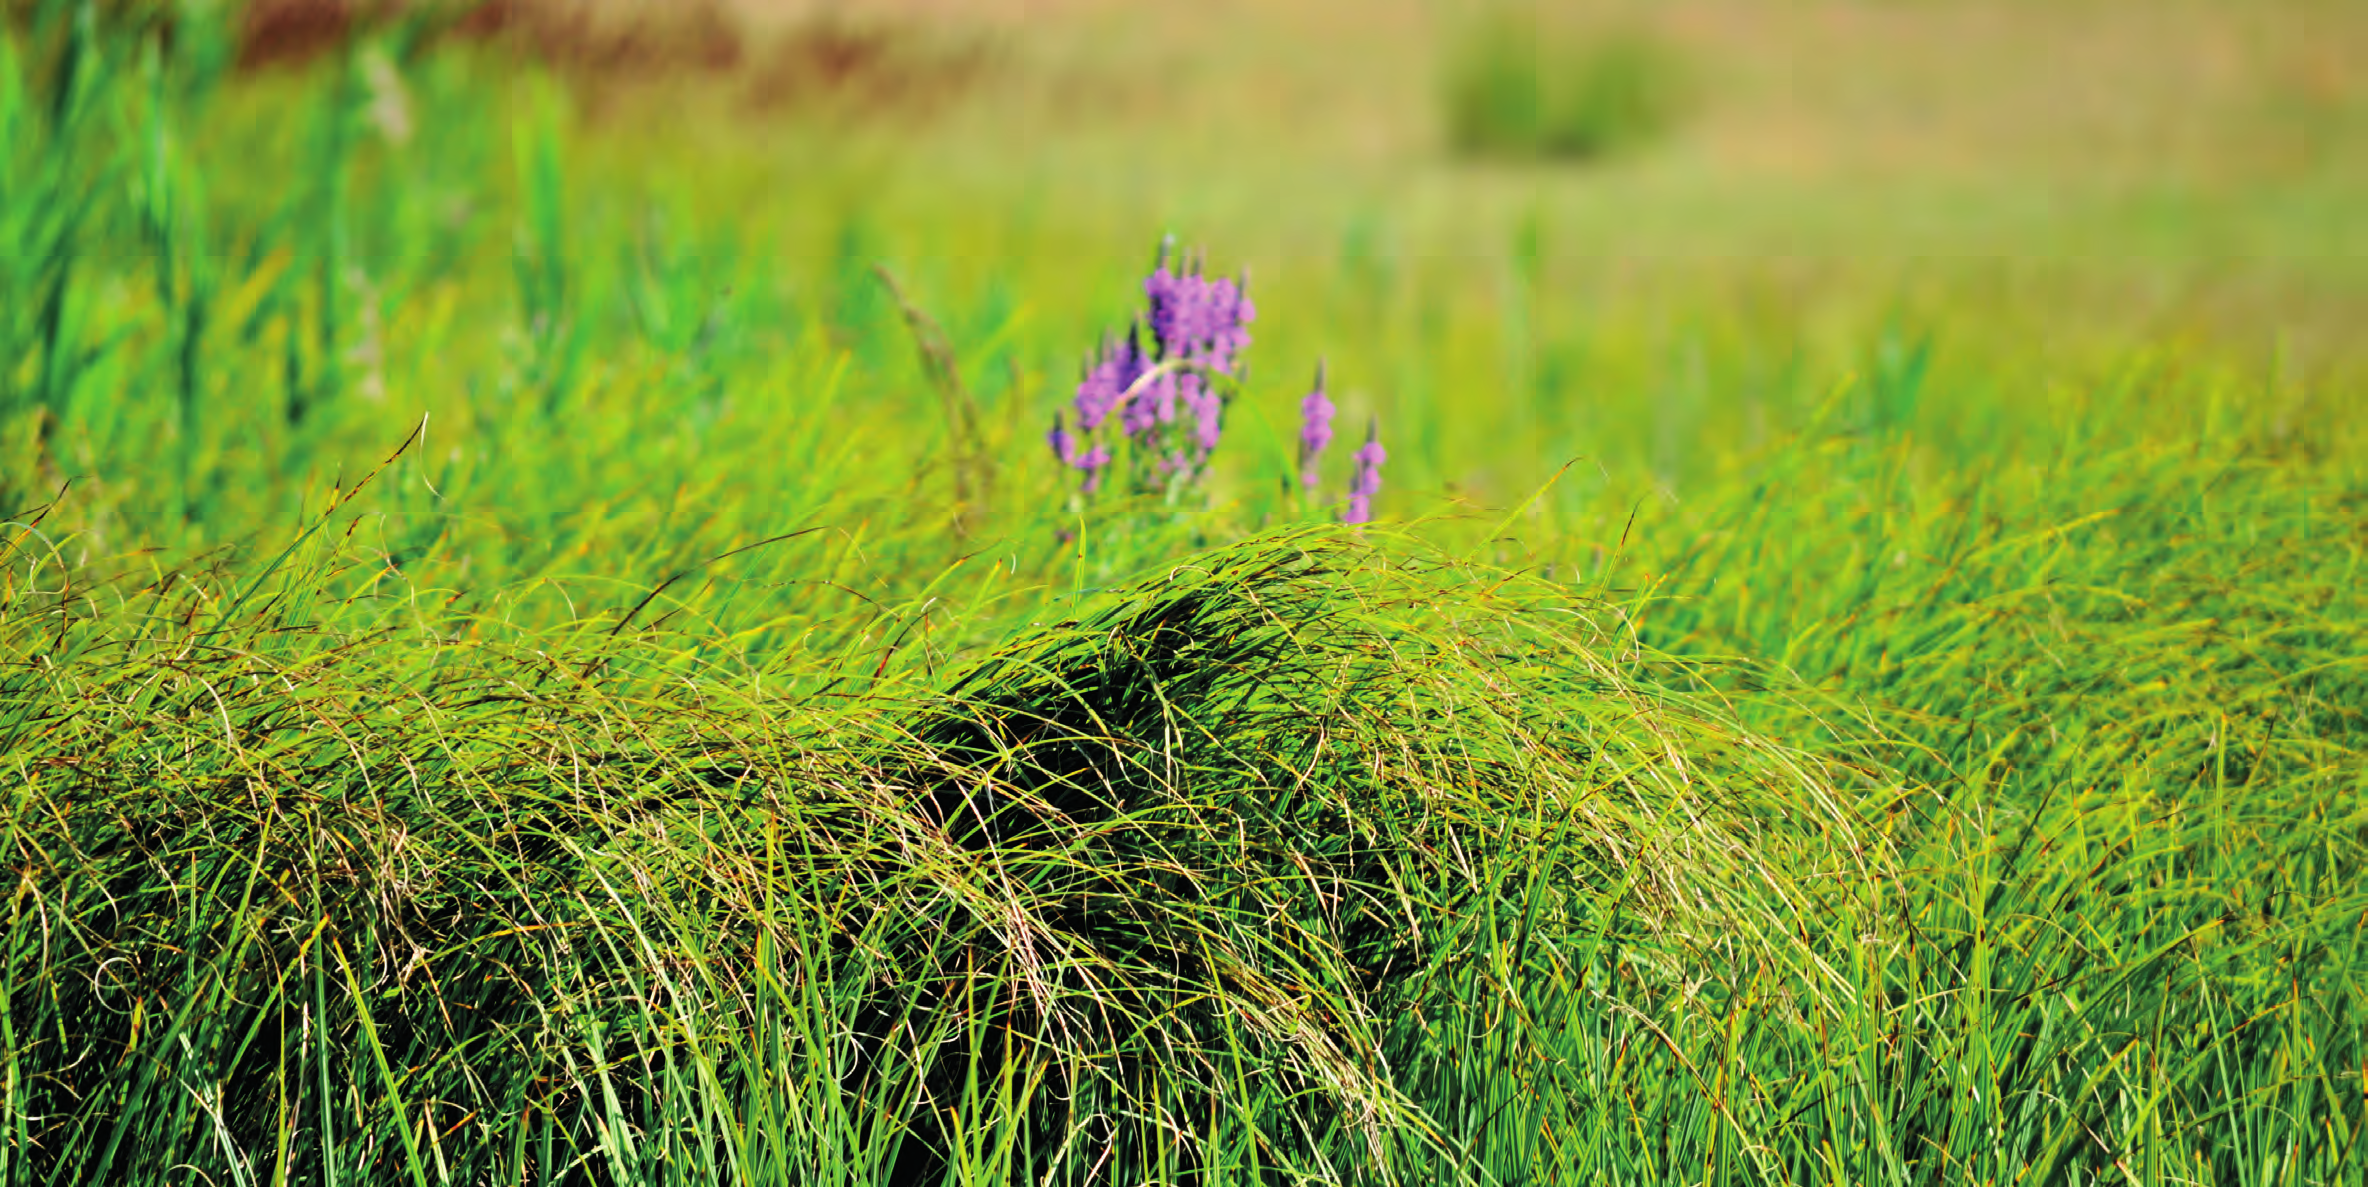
225, 0, 2366, 317
233, 0, 2368, 422
6, 0, 2363, 546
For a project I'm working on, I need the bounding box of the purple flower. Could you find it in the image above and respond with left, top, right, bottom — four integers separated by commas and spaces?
1142, 259, 1254, 472
1202, 275, 1254, 372
1048, 412, 1077, 466
1297, 360, 1334, 491
1060, 239, 1260, 499
1078, 443, 1112, 493
1145, 262, 1256, 374
1123, 369, 1171, 438
1145, 266, 1192, 362
1075, 328, 1146, 433
1344, 417, 1386, 525
1185, 374, 1222, 456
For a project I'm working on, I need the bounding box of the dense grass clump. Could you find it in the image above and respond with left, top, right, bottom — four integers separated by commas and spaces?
0, 530, 1878, 1184
1619, 423, 2368, 1183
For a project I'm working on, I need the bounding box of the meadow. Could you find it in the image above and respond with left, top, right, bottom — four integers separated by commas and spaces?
1, 1, 2363, 1183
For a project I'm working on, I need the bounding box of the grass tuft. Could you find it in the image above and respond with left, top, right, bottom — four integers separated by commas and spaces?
3, 529, 1881, 1183
1443, 6, 1689, 164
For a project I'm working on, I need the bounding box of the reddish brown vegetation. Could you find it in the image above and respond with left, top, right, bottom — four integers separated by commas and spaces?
742, 17, 990, 114
222, 0, 989, 119
448, 0, 744, 77
235, 0, 373, 70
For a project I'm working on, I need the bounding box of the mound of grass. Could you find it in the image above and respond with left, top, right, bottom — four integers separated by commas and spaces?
16, 431, 2356, 1185
2, 530, 1876, 1184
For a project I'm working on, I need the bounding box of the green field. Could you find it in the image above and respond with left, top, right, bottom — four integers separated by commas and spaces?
2, 1, 2363, 1183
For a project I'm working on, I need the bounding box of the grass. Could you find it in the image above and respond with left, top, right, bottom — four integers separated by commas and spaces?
1443, 5, 1687, 163
1, 1, 2364, 1183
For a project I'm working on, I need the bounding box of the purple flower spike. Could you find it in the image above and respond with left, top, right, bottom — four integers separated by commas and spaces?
1145, 267, 1189, 362
1297, 360, 1335, 491
1079, 442, 1112, 493
1205, 274, 1254, 372
1144, 263, 1256, 375
1344, 417, 1387, 525
1049, 412, 1077, 466
1154, 372, 1181, 425
1075, 328, 1146, 433
1183, 373, 1223, 465
1060, 240, 1261, 501
1124, 369, 1169, 439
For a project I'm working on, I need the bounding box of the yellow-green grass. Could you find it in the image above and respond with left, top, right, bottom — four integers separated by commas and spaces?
1, 2, 2362, 1183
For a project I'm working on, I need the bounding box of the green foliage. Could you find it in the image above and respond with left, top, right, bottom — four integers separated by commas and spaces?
0, 529, 1875, 1185
1618, 416, 2368, 1184
1444, 7, 1687, 163
0, 6, 2362, 1185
